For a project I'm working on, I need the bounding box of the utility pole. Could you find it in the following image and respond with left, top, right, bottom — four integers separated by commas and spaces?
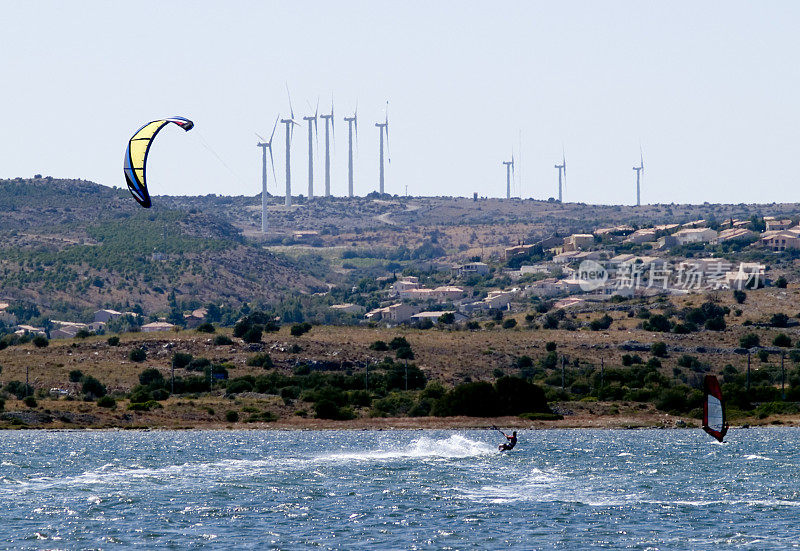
405, 358, 408, 391
561, 355, 566, 391
365, 362, 369, 392
171, 360, 175, 395
600, 357, 604, 394
782, 351, 786, 400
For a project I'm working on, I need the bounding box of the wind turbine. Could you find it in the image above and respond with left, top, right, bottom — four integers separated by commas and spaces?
280, 84, 301, 207
375, 101, 389, 194
633, 146, 644, 207
303, 99, 319, 199
256, 116, 278, 233
344, 103, 358, 197
502, 153, 515, 199
555, 148, 567, 202
320, 97, 334, 197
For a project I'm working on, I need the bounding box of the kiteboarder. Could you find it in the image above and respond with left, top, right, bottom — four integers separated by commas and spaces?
494, 426, 517, 451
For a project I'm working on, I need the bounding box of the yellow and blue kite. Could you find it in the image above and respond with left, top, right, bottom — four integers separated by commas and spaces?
123, 116, 194, 208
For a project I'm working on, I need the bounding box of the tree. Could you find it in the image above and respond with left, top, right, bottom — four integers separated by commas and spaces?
32, 335, 49, 348
733, 290, 746, 304
128, 348, 146, 362
396, 347, 415, 360
775, 276, 788, 289
773, 333, 792, 348
739, 333, 760, 349
502, 318, 518, 329
651, 342, 668, 357
172, 352, 193, 369
770, 313, 789, 328
439, 312, 455, 324
139, 368, 165, 387
242, 326, 262, 344
81, 376, 106, 398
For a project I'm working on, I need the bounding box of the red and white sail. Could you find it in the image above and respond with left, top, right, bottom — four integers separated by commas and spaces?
703, 375, 728, 442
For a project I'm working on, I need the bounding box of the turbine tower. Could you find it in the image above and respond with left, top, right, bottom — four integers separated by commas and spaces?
375, 102, 389, 194
502, 154, 515, 199
303, 99, 319, 200
280, 85, 300, 207
344, 105, 358, 198
554, 149, 567, 202
256, 116, 278, 233
633, 147, 644, 207
320, 98, 335, 197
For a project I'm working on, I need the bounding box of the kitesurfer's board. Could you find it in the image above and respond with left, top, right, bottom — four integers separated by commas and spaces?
703, 375, 728, 443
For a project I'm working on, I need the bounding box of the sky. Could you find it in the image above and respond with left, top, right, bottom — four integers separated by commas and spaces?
2, 1, 799, 205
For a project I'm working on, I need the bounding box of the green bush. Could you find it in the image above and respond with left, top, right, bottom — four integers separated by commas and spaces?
81, 376, 106, 398
172, 352, 193, 369
242, 327, 262, 344
23, 395, 37, 408
771, 313, 789, 328
0, 398, 4, 411
246, 353, 273, 368
369, 340, 389, 351
433, 382, 498, 417
107, 336, 120, 346
314, 399, 355, 420
68, 369, 84, 383
589, 314, 613, 331
775, 276, 788, 289
128, 400, 162, 411
4, 381, 33, 399
651, 342, 667, 357
226, 378, 254, 395
502, 318, 518, 329
214, 335, 233, 345
733, 290, 746, 304
128, 348, 146, 362
395, 347, 414, 360
545, 341, 557, 352
494, 376, 550, 415
97, 395, 116, 409
372, 393, 415, 416
740, 333, 760, 349
196, 322, 215, 333
773, 334, 792, 348
642, 314, 671, 332
225, 410, 240, 423
389, 337, 410, 350
32, 335, 49, 348
139, 368, 165, 387
290, 322, 312, 337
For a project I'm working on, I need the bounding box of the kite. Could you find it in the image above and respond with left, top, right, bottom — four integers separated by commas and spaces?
123, 116, 194, 208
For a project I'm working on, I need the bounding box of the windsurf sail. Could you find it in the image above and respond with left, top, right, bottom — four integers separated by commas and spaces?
703, 375, 728, 442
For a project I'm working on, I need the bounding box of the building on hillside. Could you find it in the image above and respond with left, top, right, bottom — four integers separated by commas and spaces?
761, 229, 800, 251
431, 286, 465, 301
400, 288, 435, 301
624, 228, 657, 244
714, 227, 755, 243
657, 228, 717, 249
594, 225, 634, 237
553, 297, 585, 309
410, 311, 467, 324
765, 217, 793, 231
93, 309, 122, 323
525, 278, 562, 297
563, 234, 595, 252
519, 264, 551, 275
682, 219, 707, 228
453, 262, 489, 277
183, 308, 208, 329
330, 303, 366, 315
365, 303, 416, 324
389, 277, 420, 295
141, 321, 175, 333
15, 324, 46, 336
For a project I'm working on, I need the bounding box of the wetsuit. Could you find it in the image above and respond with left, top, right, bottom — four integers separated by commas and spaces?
499, 434, 517, 451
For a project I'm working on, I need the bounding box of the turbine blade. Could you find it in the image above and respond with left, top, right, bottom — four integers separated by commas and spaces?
255, 132, 266, 142
269, 116, 278, 142
269, 146, 277, 188
285, 82, 295, 120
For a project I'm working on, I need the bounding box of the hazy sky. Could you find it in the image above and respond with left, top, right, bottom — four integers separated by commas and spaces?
2, 1, 799, 205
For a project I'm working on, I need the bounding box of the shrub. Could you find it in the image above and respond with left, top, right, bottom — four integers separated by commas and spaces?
740, 333, 760, 349
775, 276, 788, 289
315, 399, 355, 420
128, 348, 146, 362
246, 353, 273, 368
242, 327, 262, 344
128, 400, 162, 411
139, 368, 165, 387
516, 355, 533, 368
433, 381, 498, 417
233, 319, 251, 338
439, 312, 456, 324
187, 357, 211, 371
372, 393, 415, 416
226, 378, 254, 394
23, 395, 37, 408
758, 349, 770, 363
290, 322, 312, 337
502, 318, 518, 329
107, 336, 120, 346
773, 334, 793, 348
643, 314, 671, 332
32, 335, 49, 348
369, 340, 389, 351
705, 317, 726, 331
466, 321, 480, 330
389, 337, 410, 350
0, 398, 4, 411
196, 322, 216, 333
81, 376, 106, 398
395, 347, 414, 360
677, 355, 702, 369
494, 376, 550, 415
589, 314, 613, 331
771, 313, 790, 328
651, 342, 667, 357
172, 352, 193, 369
518, 412, 563, 421
733, 290, 746, 304
4, 381, 33, 399
214, 335, 233, 345
545, 342, 557, 352
622, 354, 642, 366
97, 395, 116, 409
75, 329, 92, 339
225, 410, 240, 423
68, 369, 84, 383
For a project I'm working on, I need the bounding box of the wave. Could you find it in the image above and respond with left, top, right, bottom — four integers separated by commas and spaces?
321, 435, 494, 462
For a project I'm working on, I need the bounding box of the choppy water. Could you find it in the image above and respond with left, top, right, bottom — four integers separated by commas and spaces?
1, 428, 799, 549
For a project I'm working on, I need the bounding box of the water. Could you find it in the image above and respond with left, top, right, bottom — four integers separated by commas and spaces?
1, 428, 799, 549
